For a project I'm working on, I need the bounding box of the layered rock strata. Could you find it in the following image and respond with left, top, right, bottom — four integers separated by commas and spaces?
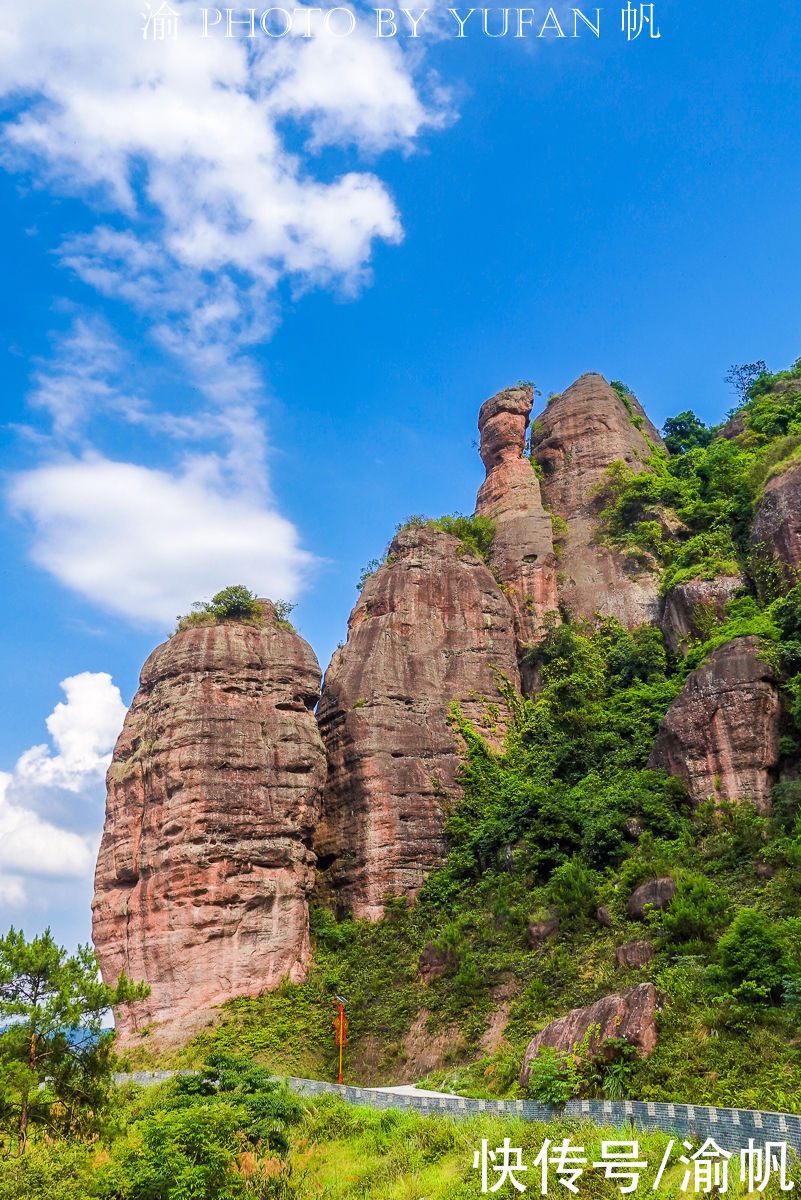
530, 374, 664, 627
314, 524, 521, 921
648, 637, 781, 814
92, 605, 326, 1043
474, 385, 558, 647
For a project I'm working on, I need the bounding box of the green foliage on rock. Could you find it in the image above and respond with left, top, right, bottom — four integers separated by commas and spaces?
175, 586, 295, 632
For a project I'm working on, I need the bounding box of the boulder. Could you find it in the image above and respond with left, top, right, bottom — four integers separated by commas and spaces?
648, 637, 781, 814
474, 385, 559, 650
526, 916, 560, 946
660, 575, 745, 656
626, 878, 677, 920
615, 940, 655, 969
419, 943, 450, 982
519, 983, 658, 1086
314, 524, 521, 920
530, 374, 664, 628
92, 605, 326, 1044
596, 906, 613, 928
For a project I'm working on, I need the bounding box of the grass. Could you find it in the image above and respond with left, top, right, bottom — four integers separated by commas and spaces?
288, 1098, 801, 1198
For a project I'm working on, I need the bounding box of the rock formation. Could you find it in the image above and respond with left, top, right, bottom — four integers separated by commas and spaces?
615, 941, 655, 969
530, 374, 664, 627
626, 878, 677, 920
660, 576, 744, 656
752, 462, 801, 576
519, 983, 658, 1086
92, 605, 326, 1043
314, 524, 521, 921
648, 637, 781, 814
474, 385, 558, 648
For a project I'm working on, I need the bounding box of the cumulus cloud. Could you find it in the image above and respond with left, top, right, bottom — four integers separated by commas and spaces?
2, 0, 449, 623
14, 672, 127, 792
10, 455, 315, 626
0, 0, 442, 366
0, 673, 125, 909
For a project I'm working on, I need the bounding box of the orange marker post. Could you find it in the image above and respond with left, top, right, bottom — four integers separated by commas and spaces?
333, 998, 347, 1085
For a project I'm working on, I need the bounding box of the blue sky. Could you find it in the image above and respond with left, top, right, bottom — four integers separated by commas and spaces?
1, 0, 800, 950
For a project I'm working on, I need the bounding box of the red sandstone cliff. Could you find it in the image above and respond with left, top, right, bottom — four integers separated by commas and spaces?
92, 604, 326, 1044
530, 374, 664, 627
314, 524, 521, 921
751, 462, 801, 578
648, 636, 781, 814
474, 385, 559, 648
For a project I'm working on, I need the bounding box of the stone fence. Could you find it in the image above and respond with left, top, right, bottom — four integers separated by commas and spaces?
113, 1072, 801, 1156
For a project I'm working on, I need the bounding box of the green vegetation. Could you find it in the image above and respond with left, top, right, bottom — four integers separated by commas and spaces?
0, 928, 147, 1154
176, 586, 295, 632
9, 362, 801, 1197
357, 513, 496, 588
597, 359, 801, 584
174, 359, 801, 1109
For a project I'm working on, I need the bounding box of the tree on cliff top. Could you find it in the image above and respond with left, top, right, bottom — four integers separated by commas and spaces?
0, 928, 148, 1152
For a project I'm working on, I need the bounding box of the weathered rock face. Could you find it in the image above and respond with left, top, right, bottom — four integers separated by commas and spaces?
519, 983, 658, 1086
475, 386, 558, 648
92, 606, 326, 1044
660, 576, 744, 656
648, 637, 781, 814
752, 463, 801, 575
626, 878, 677, 920
530, 374, 664, 628
314, 524, 521, 921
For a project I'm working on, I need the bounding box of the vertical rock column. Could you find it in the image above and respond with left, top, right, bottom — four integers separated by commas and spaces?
531, 373, 664, 628
314, 525, 521, 921
92, 604, 326, 1044
474, 385, 559, 649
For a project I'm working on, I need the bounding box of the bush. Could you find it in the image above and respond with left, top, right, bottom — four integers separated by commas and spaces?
523, 1048, 579, 1105
177, 586, 263, 630
547, 859, 598, 925
661, 875, 729, 947
716, 909, 788, 999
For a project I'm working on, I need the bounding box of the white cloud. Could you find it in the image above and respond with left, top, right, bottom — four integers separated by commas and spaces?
14, 672, 127, 792
1, 0, 450, 624
0, 671, 125, 908
0, 0, 443, 380
10, 455, 315, 626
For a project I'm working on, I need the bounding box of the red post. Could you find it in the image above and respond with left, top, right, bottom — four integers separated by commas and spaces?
333, 999, 347, 1085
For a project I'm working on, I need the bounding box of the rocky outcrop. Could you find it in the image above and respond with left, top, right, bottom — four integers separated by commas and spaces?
615, 941, 655, 969
526, 915, 560, 946
660, 576, 744, 656
92, 605, 326, 1044
475, 386, 558, 648
752, 462, 801, 576
530, 374, 664, 628
314, 524, 521, 921
648, 637, 781, 814
519, 983, 658, 1086
626, 878, 677, 920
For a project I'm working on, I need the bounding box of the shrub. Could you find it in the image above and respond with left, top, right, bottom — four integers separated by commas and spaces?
523, 1048, 579, 1105
661, 875, 729, 947
177, 586, 263, 630
547, 859, 598, 925
716, 909, 788, 998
